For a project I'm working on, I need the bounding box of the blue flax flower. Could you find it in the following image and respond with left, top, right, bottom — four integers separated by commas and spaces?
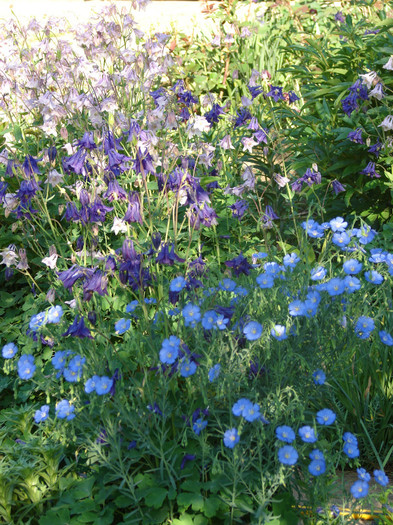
343, 432, 358, 445
309, 460, 326, 476
355, 316, 375, 339
310, 267, 327, 281
180, 359, 197, 378
216, 315, 229, 330
243, 403, 261, 422
170, 276, 186, 292
56, 400, 75, 420
276, 426, 295, 443
331, 217, 349, 232
313, 370, 326, 385
288, 300, 306, 317
243, 321, 263, 341
374, 470, 389, 487
343, 442, 360, 458
202, 311, 218, 330
332, 232, 351, 248
344, 275, 361, 293
160, 336, 180, 361
325, 278, 346, 296
85, 375, 101, 393
47, 305, 63, 323
193, 418, 207, 435
182, 304, 201, 327
96, 376, 113, 395
283, 253, 300, 269
17, 355, 36, 380
223, 428, 240, 449
271, 325, 287, 340
34, 405, 49, 423
126, 300, 139, 313
232, 398, 253, 417
256, 273, 274, 289
278, 446, 298, 466
310, 449, 325, 461
208, 364, 221, 382
219, 278, 237, 292
357, 468, 371, 482
379, 330, 393, 346
343, 259, 362, 274
316, 409, 336, 425
115, 318, 131, 335
299, 426, 317, 443
2, 342, 17, 359
350, 480, 369, 499
364, 270, 383, 285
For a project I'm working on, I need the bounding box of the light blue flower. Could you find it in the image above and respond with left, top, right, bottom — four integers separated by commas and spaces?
34, 405, 50, 423
308, 459, 326, 476
218, 278, 236, 292
243, 321, 263, 341
115, 318, 131, 335
310, 267, 327, 281
256, 273, 274, 289
278, 445, 298, 465
271, 325, 287, 340
208, 364, 221, 382
316, 408, 336, 425
180, 359, 197, 378
330, 217, 348, 232
343, 259, 362, 275
313, 369, 326, 385
2, 342, 18, 359
223, 428, 239, 449
202, 311, 218, 330
56, 399, 75, 420
379, 330, 393, 346
170, 276, 186, 292
193, 418, 207, 435
47, 305, 63, 324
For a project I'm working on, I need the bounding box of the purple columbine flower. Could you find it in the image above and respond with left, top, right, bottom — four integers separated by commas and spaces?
368, 140, 382, 157
62, 316, 93, 339
63, 149, 88, 175
180, 454, 196, 470
224, 253, 252, 276
360, 162, 380, 178
266, 85, 284, 102
22, 155, 41, 176
103, 180, 128, 202
124, 192, 143, 225
332, 179, 346, 194
348, 128, 364, 144
229, 200, 248, 220
75, 132, 97, 150
234, 108, 252, 128
156, 244, 185, 266
204, 103, 225, 124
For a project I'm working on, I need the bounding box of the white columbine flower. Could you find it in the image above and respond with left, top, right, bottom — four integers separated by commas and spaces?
111, 217, 128, 235
360, 70, 378, 89
42, 253, 59, 269
187, 116, 211, 138
369, 83, 384, 100
383, 56, 393, 71
219, 134, 235, 150
241, 137, 259, 153
45, 169, 64, 187
379, 115, 393, 131
0, 247, 18, 267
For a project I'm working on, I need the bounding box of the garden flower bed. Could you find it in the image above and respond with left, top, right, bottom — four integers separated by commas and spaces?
1, 0, 393, 523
